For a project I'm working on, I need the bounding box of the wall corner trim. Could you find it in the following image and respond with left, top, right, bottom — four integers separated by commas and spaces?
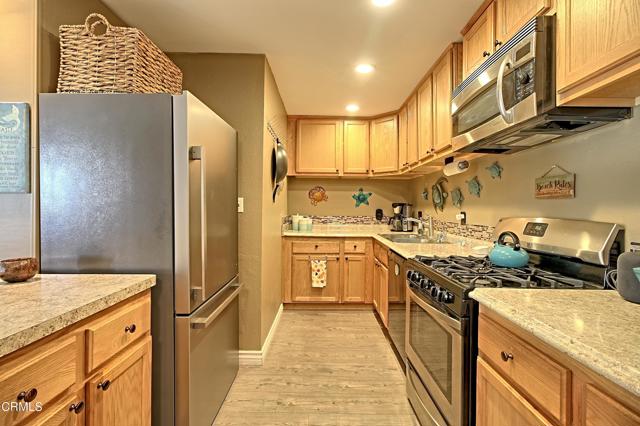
238, 303, 283, 366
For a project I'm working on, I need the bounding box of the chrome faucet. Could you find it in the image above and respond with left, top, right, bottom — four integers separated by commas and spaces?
406, 216, 434, 239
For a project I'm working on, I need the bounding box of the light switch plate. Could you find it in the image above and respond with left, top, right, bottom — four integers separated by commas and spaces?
238, 197, 244, 213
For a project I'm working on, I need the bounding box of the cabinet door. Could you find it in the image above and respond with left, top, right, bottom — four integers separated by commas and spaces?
296, 120, 342, 174
406, 94, 419, 165
370, 115, 398, 174
88, 337, 151, 426
291, 255, 340, 302
343, 120, 370, 174
433, 52, 454, 153
463, 2, 496, 79
343, 254, 367, 303
495, 0, 550, 45
476, 358, 553, 426
373, 261, 380, 311
388, 257, 403, 303
25, 390, 85, 426
398, 106, 408, 168
573, 376, 640, 426
417, 75, 434, 159
556, 0, 640, 99
378, 263, 389, 328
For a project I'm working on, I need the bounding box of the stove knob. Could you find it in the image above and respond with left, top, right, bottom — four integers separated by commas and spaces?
419, 278, 430, 289
430, 285, 440, 298
440, 291, 455, 304
406, 270, 414, 280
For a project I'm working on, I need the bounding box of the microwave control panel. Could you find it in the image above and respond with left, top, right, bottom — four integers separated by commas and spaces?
514, 60, 535, 102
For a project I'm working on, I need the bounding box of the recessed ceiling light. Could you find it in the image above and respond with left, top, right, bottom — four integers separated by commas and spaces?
346, 104, 360, 113
355, 63, 375, 74
372, 0, 394, 7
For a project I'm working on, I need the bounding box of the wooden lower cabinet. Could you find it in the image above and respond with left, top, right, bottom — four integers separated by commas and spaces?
343, 254, 368, 303
88, 337, 151, 426
477, 307, 640, 426
25, 390, 85, 426
0, 291, 152, 426
291, 255, 341, 303
476, 357, 553, 426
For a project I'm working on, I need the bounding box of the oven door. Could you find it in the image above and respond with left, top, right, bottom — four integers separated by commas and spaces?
406, 287, 463, 426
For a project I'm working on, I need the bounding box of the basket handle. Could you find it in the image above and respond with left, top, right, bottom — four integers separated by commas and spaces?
84, 13, 112, 37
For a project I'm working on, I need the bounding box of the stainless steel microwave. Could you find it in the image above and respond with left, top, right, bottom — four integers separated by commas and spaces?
450, 16, 631, 154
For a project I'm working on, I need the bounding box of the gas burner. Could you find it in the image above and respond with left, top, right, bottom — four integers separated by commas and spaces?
413, 255, 594, 289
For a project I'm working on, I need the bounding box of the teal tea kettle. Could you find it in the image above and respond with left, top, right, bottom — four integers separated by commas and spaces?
489, 231, 530, 268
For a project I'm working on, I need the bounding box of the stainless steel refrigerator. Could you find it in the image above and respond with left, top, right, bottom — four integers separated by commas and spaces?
39, 92, 239, 426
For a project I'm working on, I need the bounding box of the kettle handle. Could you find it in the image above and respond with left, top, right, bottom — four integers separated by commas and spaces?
497, 231, 522, 251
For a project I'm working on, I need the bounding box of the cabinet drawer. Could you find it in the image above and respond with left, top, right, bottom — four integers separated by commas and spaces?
86, 296, 151, 373
478, 314, 570, 425
291, 240, 340, 254
25, 390, 84, 426
344, 239, 367, 254
0, 335, 78, 426
374, 242, 389, 266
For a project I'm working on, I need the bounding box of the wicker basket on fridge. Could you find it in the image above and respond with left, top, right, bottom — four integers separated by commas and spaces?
57, 13, 182, 94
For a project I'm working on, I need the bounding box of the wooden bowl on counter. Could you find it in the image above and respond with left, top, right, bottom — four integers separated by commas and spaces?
0, 257, 39, 283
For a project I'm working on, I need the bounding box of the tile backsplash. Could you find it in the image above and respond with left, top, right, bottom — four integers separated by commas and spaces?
283, 215, 495, 241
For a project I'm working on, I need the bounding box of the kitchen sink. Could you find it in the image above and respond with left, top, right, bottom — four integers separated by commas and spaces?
379, 234, 451, 244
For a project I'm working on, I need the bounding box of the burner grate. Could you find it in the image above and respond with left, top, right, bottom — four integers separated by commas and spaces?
414, 255, 590, 289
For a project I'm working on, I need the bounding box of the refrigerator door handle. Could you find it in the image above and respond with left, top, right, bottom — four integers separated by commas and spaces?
191, 283, 242, 329
189, 145, 208, 304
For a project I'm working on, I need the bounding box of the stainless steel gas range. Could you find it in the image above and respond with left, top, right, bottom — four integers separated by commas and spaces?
404, 217, 625, 426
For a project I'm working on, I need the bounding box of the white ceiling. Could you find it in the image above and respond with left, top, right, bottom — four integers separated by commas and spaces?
103, 0, 483, 116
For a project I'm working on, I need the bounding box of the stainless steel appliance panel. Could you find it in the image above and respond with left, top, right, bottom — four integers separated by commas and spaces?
175, 280, 241, 426
39, 93, 177, 425
388, 252, 406, 361
406, 289, 463, 426
174, 93, 238, 314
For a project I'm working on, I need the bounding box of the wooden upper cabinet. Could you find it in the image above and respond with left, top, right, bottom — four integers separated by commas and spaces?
406, 94, 419, 165
343, 120, 370, 174
296, 119, 342, 174
556, 0, 640, 106
398, 105, 408, 168
433, 50, 455, 153
417, 75, 434, 159
495, 0, 550, 46
370, 115, 398, 174
463, 2, 496, 79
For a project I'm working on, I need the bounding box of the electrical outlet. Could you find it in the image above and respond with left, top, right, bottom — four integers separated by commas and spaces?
631, 242, 639, 252
238, 197, 244, 213
456, 212, 467, 225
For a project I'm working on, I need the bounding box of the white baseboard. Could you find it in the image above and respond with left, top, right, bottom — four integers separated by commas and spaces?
238, 303, 283, 366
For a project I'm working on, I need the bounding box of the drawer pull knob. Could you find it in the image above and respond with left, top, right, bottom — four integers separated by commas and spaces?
483, 51, 491, 57
315, 245, 319, 249
125, 324, 137, 333
69, 401, 85, 414
17, 388, 38, 402
97, 380, 111, 391
500, 351, 514, 362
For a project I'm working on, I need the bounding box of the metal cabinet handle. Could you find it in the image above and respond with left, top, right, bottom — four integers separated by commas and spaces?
315, 244, 319, 249
17, 388, 37, 402
69, 401, 85, 414
97, 380, 111, 391
483, 51, 491, 57
495, 39, 503, 48
497, 55, 514, 124
345, 257, 349, 261
125, 324, 136, 333
500, 351, 514, 362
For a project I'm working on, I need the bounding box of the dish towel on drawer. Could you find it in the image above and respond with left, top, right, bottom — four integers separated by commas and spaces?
311, 259, 327, 288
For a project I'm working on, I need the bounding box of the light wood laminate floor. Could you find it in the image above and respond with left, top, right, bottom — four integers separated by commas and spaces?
215, 310, 418, 425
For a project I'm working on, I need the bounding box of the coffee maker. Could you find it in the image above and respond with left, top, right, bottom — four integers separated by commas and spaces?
390, 203, 413, 232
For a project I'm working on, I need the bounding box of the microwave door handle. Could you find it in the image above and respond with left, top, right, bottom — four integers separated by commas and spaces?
496, 56, 514, 124
189, 146, 207, 300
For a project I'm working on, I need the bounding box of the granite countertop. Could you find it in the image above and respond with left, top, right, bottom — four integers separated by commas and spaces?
470, 288, 640, 397
283, 225, 492, 259
0, 274, 156, 358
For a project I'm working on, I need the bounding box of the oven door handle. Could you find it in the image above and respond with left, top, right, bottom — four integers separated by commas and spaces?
410, 289, 462, 333
496, 55, 514, 124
